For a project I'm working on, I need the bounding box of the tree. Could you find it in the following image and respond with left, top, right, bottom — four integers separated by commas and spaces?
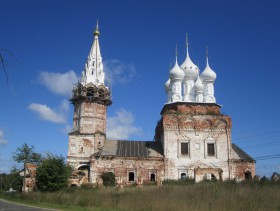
12, 143, 42, 192
0, 167, 22, 191
36, 154, 71, 192
0, 51, 8, 82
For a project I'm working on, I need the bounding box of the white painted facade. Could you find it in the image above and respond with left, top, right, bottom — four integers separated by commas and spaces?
162, 125, 230, 182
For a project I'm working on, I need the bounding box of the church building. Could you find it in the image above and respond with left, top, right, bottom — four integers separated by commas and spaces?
67, 24, 255, 186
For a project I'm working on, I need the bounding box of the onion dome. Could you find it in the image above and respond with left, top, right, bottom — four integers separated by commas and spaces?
194, 76, 204, 91
165, 78, 171, 90
170, 53, 185, 81
180, 36, 199, 80
200, 57, 217, 82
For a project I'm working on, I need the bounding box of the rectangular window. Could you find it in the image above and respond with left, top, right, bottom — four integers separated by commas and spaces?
207, 143, 215, 156
181, 143, 189, 155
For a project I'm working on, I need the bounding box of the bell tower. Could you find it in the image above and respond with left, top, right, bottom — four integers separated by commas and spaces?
67, 23, 112, 170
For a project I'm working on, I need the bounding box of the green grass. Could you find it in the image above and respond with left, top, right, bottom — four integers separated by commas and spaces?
1, 181, 280, 211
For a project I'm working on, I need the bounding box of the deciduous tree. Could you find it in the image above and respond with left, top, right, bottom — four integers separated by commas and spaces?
12, 143, 42, 192
36, 154, 71, 192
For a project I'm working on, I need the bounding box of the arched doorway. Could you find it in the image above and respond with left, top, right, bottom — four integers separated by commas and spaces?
150, 173, 156, 182
245, 171, 252, 180
129, 172, 135, 181
181, 173, 187, 180
78, 165, 90, 182
211, 174, 216, 181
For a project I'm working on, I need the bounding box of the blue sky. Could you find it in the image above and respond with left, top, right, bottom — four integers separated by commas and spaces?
0, 0, 280, 176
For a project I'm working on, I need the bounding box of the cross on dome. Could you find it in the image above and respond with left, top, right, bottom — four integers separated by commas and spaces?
180, 34, 199, 81
200, 46, 217, 82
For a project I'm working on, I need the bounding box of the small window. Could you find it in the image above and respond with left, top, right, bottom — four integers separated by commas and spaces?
128, 172, 135, 181
207, 143, 215, 156
181, 143, 189, 155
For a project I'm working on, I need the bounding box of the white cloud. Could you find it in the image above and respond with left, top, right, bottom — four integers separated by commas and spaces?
104, 59, 136, 85
38, 70, 79, 96
28, 101, 68, 124
59, 99, 70, 113
62, 124, 72, 134
107, 109, 142, 140
0, 129, 8, 145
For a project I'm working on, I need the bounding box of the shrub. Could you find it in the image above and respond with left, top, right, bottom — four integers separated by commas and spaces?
36, 154, 71, 192
100, 172, 116, 186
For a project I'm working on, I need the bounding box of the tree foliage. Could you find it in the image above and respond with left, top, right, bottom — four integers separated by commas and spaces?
36, 154, 71, 192
0, 167, 22, 191
12, 143, 42, 165
100, 172, 116, 186
12, 143, 42, 192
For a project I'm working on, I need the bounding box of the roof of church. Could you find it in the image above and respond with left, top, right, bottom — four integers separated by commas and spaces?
99, 140, 163, 158
232, 143, 255, 162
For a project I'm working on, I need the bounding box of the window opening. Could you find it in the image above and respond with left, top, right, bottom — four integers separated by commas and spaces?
86, 88, 94, 97
181, 143, 189, 155
207, 143, 215, 156
129, 172, 135, 181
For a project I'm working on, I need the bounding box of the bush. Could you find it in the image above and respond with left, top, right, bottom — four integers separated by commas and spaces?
36, 154, 71, 192
100, 172, 116, 186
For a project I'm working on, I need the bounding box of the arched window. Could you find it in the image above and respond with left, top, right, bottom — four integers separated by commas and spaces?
98, 88, 104, 98
150, 173, 156, 182
129, 172, 135, 181
181, 173, 187, 180
86, 88, 95, 97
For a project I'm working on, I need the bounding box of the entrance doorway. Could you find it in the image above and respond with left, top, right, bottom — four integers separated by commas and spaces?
245, 171, 252, 180
150, 173, 156, 181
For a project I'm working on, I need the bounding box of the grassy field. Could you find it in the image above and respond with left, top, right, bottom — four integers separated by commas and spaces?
1, 181, 280, 211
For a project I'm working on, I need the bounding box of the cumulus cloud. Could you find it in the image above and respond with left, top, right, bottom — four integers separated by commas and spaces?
38, 70, 79, 96
104, 59, 136, 85
107, 109, 142, 140
28, 101, 68, 124
0, 129, 8, 145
